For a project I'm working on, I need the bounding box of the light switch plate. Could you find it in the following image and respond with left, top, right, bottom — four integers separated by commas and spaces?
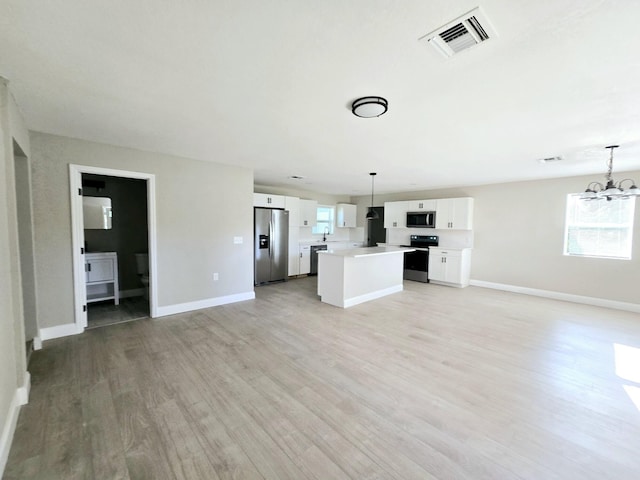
233, 236, 243, 244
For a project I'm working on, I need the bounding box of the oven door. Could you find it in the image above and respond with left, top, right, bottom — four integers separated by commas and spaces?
403, 250, 430, 282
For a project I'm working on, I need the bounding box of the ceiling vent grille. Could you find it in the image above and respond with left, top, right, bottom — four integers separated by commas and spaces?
420, 7, 497, 58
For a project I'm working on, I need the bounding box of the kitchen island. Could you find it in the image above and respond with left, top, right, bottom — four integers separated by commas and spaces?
317, 246, 413, 308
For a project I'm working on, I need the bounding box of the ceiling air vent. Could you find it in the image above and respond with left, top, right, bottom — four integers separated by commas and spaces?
420, 7, 497, 58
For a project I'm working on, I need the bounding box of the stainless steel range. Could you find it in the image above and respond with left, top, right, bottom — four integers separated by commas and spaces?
403, 235, 439, 283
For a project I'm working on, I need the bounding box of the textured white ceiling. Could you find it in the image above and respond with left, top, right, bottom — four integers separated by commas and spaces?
2, 0, 640, 195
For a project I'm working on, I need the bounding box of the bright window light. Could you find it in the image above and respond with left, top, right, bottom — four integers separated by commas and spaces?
312, 206, 334, 235
614, 343, 640, 384
563, 194, 635, 259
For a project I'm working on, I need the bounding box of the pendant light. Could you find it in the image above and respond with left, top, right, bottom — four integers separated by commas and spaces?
366, 172, 379, 220
580, 145, 640, 201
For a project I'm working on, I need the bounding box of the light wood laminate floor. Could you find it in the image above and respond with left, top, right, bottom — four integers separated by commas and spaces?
5, 278, 640, 479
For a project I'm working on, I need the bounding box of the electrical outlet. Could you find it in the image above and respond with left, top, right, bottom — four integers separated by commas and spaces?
213, 273, 219, 281
233, 236, 243, 244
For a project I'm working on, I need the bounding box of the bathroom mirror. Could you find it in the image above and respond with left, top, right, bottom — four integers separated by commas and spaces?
83, 196, 112, 229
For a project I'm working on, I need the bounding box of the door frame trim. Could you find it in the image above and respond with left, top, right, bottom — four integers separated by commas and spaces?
69, 164, 158, 330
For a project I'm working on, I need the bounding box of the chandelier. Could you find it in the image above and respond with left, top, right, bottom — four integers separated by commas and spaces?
581, 145, 640, 201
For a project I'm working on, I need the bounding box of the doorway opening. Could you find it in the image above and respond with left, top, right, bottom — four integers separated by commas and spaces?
13, 140, 39, 362
82, 174, 150, 328
70, 165, 157, 332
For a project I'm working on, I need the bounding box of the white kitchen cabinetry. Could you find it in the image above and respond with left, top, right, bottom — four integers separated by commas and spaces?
285, 196, 301, 276
299, 199, 318, 228
408, 199, 437, 211
435, 197, 474, 230
253, 193, 285, 208
299, 245, 311, 275
85, 252, 119, 304
383, 201, 409, 228
428, 248, 471, 287
336, 203, 357, 228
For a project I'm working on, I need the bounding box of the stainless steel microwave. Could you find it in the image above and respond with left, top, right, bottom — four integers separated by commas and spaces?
406, 211, 436, 228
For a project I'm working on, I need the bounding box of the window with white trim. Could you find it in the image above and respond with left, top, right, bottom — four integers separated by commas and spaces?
564, 194, 635, 259
312, 205, 334, 235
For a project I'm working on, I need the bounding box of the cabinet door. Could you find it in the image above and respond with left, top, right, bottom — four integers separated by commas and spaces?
383, 201, 409, 228
299, 245, 311, 274
285, 196, 300, 227
253, 193, 285, 208
450, 198, 474, 230
408, 199, 437, 211
443, 255, 462, 284
336, 204, 357, 228
86, 258, 114, 283
436, 197, 473, 229
428, 254, 445, 282
288, 225, 300, 276
435, 199, 453, 229
299, 200, 318, 227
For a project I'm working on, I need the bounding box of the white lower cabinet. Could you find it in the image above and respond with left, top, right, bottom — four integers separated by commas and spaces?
299, 245, 311, 275
85, 252, 119, 304
428, 248, 471, 287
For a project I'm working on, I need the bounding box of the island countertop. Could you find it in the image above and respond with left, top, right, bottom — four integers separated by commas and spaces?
319, 246, 414, 258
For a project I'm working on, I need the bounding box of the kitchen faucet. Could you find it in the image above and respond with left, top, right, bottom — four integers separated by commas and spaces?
323, 226, 329, 242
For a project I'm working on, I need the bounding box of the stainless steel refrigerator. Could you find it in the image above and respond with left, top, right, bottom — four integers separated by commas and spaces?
254, 208, 289, 285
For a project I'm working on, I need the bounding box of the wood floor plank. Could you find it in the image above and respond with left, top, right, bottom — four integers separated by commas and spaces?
5, 278, 640, 479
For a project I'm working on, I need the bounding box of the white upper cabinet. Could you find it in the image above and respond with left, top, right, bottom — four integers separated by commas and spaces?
435, 197, 474, 230
336, 203, 357, 228
408, 199, 437, 211
284, 196, 300, 276
253, 193, 285, 209
284, 196, 300, 227
299, 199, 318, 227
383, 201, 409, 229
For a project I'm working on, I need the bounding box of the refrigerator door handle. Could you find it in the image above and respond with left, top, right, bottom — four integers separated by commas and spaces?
269, 218, 273, 258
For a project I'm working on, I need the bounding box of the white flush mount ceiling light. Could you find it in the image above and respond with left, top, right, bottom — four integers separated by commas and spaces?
352, 97, 388, 118
581, 145, 640, 201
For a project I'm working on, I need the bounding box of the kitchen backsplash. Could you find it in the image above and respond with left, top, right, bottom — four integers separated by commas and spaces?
386, 228, 473, 248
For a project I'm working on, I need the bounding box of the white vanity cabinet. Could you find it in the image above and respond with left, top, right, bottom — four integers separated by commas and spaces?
435, 197, 474, 230
336, 203, 357, 228
428, 248, 471, 287
253, 193, 285, 208
85, 252, 119, 304
383, 201, 409, 228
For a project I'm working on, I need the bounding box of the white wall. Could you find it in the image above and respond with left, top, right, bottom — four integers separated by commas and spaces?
352, 173, 640, 306
0, 79, 30, 476
30, 132, 255, 329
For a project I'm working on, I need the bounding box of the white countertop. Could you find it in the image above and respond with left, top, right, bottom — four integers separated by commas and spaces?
319, 246, 414, 258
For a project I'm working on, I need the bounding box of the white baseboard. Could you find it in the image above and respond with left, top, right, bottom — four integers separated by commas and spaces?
470, 280, 640, 313
343, 285, 403, 308
120, 288, 144, 299
0, 379, 28, 477
40, 322, 83, 341
16, 372, 30, 406
155, 291, 256, 317
32, 336, 42, 350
